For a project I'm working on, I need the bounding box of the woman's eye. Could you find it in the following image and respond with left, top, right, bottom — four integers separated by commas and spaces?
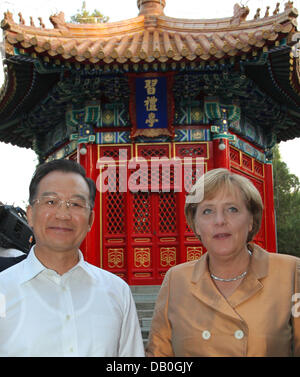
203, 208, 212, 215
228, 206, 238, 213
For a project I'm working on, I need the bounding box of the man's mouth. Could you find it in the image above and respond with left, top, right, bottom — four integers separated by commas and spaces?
48, 226, 73, 232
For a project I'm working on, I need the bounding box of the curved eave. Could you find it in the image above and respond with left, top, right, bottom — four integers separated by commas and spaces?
245, 46, 300, 107
0, 122, 33, 148
242, 46, 300, 141
0, 59, 60, 147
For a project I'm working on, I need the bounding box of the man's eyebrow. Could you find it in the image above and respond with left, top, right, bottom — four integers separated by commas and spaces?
40, 193, 89, 202
70, 194, 88, 200
40, 192, 58, 197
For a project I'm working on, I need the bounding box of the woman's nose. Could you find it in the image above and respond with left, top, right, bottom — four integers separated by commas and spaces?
214, 210, 226, 225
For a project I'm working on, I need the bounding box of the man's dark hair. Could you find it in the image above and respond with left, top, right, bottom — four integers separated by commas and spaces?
29, 159, 96, 209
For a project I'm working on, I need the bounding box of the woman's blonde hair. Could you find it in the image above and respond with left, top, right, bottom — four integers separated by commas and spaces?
184, 168, 263, 243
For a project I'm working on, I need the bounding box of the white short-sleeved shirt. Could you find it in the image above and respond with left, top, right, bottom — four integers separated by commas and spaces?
0, 247, 145, 357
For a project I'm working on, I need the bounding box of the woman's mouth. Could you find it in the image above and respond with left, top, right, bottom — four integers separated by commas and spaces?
213, 233, 231, 240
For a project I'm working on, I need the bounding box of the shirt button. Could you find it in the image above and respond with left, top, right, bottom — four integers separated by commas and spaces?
69, 347, 74, 353
202, 330, 211, 340
66, 315, 71, 320
234, 330, 244, 340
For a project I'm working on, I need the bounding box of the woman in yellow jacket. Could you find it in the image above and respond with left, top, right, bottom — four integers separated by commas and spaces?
146, 168, 300, 357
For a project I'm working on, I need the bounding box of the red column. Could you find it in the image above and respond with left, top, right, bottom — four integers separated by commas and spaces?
264, 163, 277, 253
213, 138, 230, 170
78, 143, 100, 266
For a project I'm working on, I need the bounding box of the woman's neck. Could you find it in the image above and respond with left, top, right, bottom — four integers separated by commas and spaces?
208, 246, 251, 280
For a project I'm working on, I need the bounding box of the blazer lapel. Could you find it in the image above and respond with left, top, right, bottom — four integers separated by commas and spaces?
190, 245, 269, 317
190, 253, 243, 321
227, 244, 269, 308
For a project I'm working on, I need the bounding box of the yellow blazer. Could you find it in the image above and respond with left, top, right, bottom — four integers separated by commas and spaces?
146, 244, 300, 357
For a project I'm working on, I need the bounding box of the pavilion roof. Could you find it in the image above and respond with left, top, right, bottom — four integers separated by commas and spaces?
1, 1, 298, 65
1, 0, 300, 152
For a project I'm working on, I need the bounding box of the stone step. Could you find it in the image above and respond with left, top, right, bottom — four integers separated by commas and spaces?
141, 317, 152, 329
130, 285, 161, 294
137, 309, 154, 319
135, 301, 156, 311
142, 329, 151, 340
130, 285, 161, 345
132, 293, 158, 302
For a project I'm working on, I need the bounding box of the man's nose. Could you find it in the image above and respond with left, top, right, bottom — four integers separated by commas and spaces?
55, 201, 72, 218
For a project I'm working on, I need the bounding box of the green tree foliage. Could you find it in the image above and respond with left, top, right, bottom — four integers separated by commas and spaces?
273, 145, 300, 256
70, 1, 109, 24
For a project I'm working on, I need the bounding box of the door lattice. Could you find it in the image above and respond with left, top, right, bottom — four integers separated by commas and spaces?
133, 192, 151, 234
159, 192, 177, 234
106, 170, 125, 234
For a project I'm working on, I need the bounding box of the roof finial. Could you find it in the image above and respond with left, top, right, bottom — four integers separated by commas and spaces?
137, 0, 166, 16
231, 3, 249, 25
273, 2, 280, 15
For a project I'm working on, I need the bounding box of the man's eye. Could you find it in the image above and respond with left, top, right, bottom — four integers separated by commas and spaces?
69, 200, 86, 208
70, 201, 81, 207
46, 199, 56, 205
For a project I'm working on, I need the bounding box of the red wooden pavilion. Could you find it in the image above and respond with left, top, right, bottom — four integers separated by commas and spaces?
1, 0, 300, 284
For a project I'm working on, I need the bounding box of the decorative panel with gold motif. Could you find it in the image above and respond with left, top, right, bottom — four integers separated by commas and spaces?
160, 247, 176, 267
134, 247, 151, 268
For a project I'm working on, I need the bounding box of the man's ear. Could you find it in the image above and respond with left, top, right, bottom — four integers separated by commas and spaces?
26, 205, 33, 228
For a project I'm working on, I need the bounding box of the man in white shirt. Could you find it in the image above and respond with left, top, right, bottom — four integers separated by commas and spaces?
0, 159, 144, 357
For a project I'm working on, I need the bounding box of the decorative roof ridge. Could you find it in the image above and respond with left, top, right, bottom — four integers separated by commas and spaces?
1, 11, 145, 33
58, 15, 146, 38
1, 2, 298, 36
2, 13, 297, 42
154, 7, 298, 33
2, 13, 146, 39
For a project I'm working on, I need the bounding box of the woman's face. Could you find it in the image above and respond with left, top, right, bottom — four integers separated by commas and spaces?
194, 185, 253, 258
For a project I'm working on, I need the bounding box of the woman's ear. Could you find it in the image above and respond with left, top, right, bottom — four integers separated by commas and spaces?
248, 214, 253, 233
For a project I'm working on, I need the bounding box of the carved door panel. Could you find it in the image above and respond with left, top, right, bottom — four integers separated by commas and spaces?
128, 191, 179, 285
99, 142, 210, 284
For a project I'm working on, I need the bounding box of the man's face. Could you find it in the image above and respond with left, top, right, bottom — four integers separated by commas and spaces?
27, 171, 94, 255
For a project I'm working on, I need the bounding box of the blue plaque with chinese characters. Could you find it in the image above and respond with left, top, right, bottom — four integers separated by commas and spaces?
135, 77, 168, 130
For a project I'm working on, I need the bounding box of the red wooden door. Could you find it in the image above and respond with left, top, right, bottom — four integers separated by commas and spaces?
127, 191, 179, 285
96, 142, 211, 284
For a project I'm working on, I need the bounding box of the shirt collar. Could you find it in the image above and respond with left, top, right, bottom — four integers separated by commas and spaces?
19, 246, 97, 285
19, 246, 46, 284
69, 250, 98, 282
